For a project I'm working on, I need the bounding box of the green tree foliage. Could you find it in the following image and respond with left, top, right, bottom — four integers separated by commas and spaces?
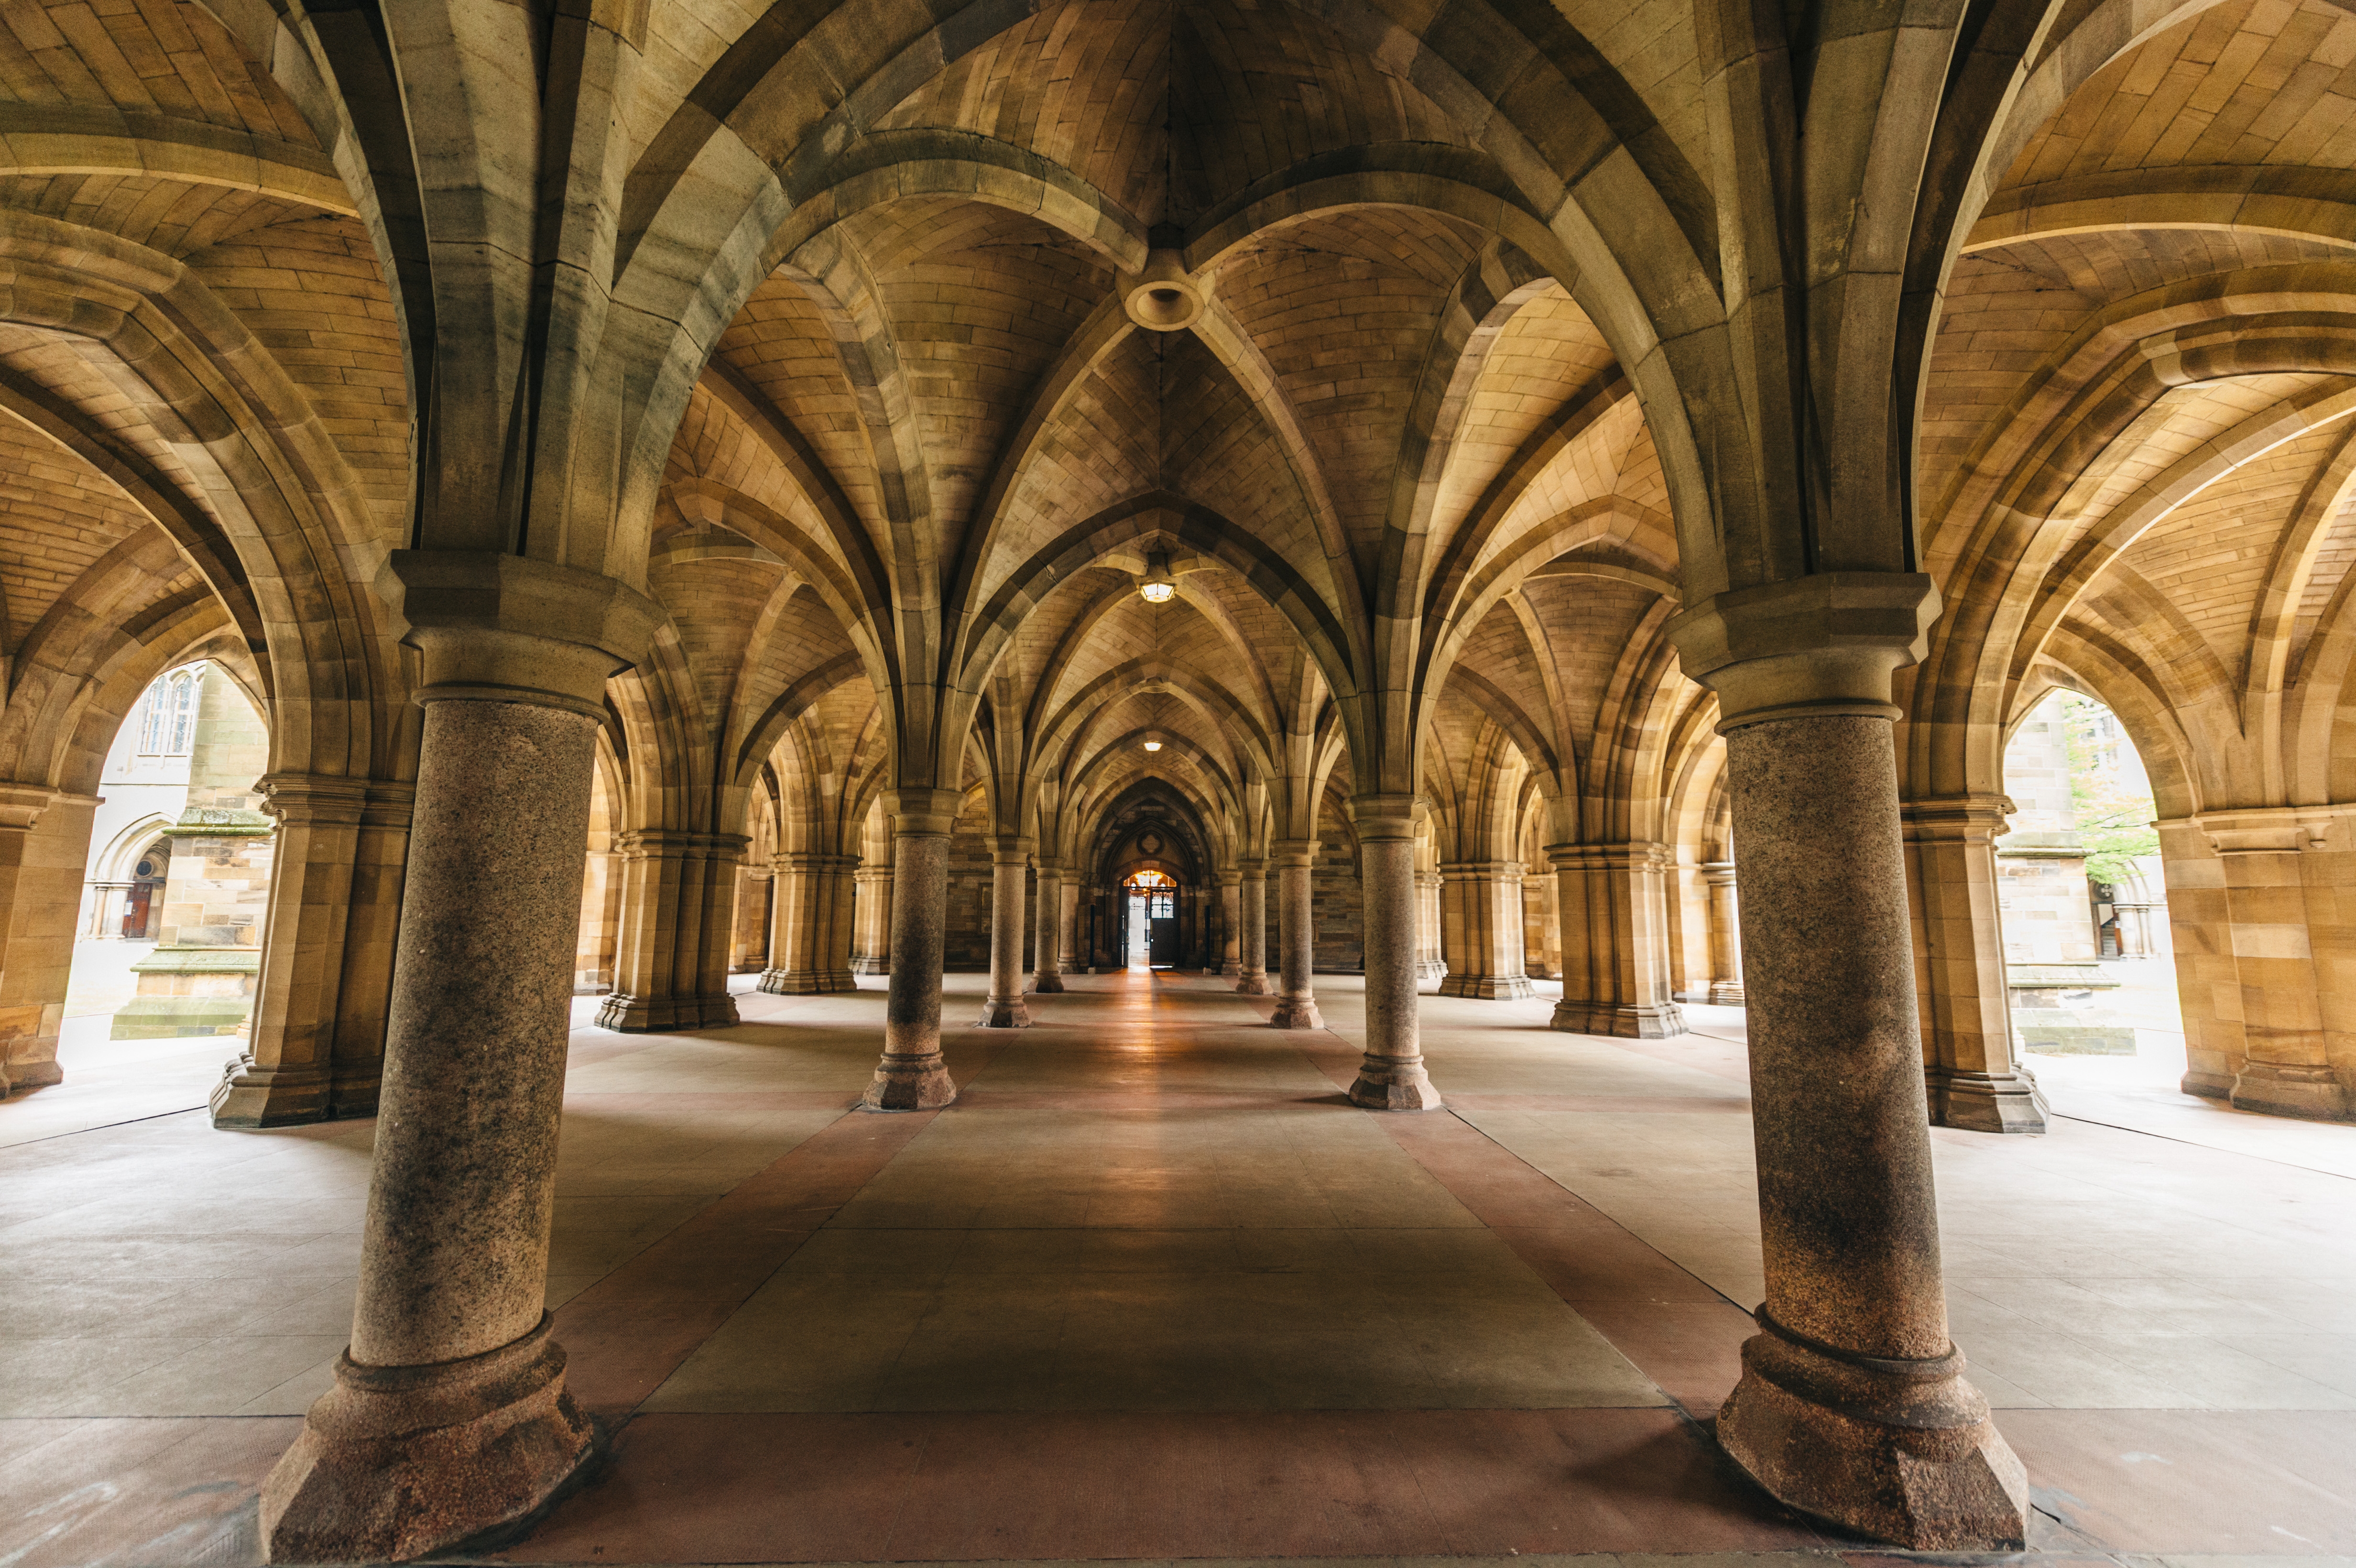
2060, 694, 2159, 885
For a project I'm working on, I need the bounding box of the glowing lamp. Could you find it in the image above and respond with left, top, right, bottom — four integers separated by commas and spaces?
1138, 550, 1176, 604
1144, 740, 1163, 752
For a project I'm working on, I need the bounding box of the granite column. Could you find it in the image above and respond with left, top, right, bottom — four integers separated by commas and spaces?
262, 557, 658, 1562
863, 788, 959, 1107
1267, 840, 1321, 1027
1347, 801, 1440, 1108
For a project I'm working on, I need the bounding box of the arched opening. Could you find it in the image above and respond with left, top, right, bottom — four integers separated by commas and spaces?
55, 659, 273, 1100
1121, 867, 1178, 969
1998, 687, 2184, 1106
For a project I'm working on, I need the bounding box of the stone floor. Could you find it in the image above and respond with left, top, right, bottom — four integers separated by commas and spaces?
1, 969, 2352, 1566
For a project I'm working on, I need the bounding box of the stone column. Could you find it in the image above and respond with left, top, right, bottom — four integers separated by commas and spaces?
979, 836, 1033, 1027
2200, 809, 2352, 1120
1437, 861, 1535, 998
0, 786, 96, 1097
850, 860, 892, 974
262, 555, 658, 1563
1523, 865, 1558, 980
762, 852, 857, 993
598, 831, 745, 1030
214, 775, 414, 1127
1268, 839, 1321, 1027
1416, 867, 1446, 981
1218, 871, 1241, 975
1033, 861, 1065, 992
1701, 861, 1747, 1004
1060, 878, 1079, 975
1901, 795, 2046, 1133
1347, 801, 1440, 1109
1549, 842, 1687, 1036
1668, 581, 2025, 1549
1234, 858, 1269, 994
732, 864, 772, 972
574, 843, 621, 992
863, 788, 959, 1108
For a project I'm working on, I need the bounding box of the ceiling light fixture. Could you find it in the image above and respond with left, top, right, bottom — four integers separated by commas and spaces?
1143, 740, 1163, 752
1138, 550, 1176, 604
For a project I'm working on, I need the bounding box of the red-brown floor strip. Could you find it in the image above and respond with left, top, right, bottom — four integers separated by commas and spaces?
498, 1408, 1831, 1563
1293, 1038, 1758, 1416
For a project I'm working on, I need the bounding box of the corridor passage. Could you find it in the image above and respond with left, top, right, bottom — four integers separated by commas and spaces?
4, 973, 2353, 1566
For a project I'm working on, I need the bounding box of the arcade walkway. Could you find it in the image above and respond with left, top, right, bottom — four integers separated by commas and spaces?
2, 972, 2352, 1565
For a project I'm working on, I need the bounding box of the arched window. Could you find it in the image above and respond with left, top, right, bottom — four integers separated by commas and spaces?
138, 669, 200, 756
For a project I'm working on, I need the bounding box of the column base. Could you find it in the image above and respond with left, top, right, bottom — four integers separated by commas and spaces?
862, 1053, 957, 1110
1348, 1053, 1443, 1111
2181, 1068, 2234, 1099
596, 993, 739, 1031
1416, 959, 1448, 981
1925, 1067, 2048, 1135
1550, 999, 1687, 1037
1709, 981, 1746, 1004
1220, 959, 1241, 976
261, 1313, 593, 1565
977, 997, 1032, 1028
2230, 1063, 2352, 1121
850, 956, 890, 975
209, 1055, 330, 1129
757, 969, 858, 995
1717, 1310, 2026, 1550
1235, 971, 1271, 996
1033, 972, 1066, 993
1269, 997, 1323, 1029
1438, 974, 1536, 1000
0, 1056, 63, 1097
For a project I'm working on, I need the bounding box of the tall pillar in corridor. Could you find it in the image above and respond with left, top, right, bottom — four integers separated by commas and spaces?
598, 832, 744, 1030
1033, 860, 1065, 992
2199, 809, 2354, 1120
732, 863, 772, 972
1669, 581, 2026, 1549
1902, 795, 2046, 1133
0, 785, 97, 1097
1267, 839, 1321, 1027
1549, 843, 1686, 1036
215, 775, 414, 1127
851, 860, 891, 974
1416, 866, 1445, 981
863, 788, 959, 1108
1347, 800, 1440, 1109
980, 837, 1033, 1026
1701, 861, 1746, 1004
1218, 871, 1241, 975
761, 853, 857, 993
1437, 861, 1534, 998
1234, 858, 1269, 994
262, 556, 658, 1563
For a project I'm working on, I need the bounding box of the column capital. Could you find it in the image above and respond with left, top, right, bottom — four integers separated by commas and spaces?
1545, 840, 1671, 871
0, 782, 58, 833
1217, 869, 1241, 888
258, 772, 372, 828
1900, 793, 2017, 840
990, 834, 1036, 865
1350, 794, 1418, 840
1270, 838, 1319, 866
2189, 805, 2347, 854
1236, 857, 1267, 878
1665, 573, 1938, 731
884, 787, 961, 835
381, 551, 664, 718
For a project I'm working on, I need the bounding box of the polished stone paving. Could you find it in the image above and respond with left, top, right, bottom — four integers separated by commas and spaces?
0, 968, 2351, 1565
